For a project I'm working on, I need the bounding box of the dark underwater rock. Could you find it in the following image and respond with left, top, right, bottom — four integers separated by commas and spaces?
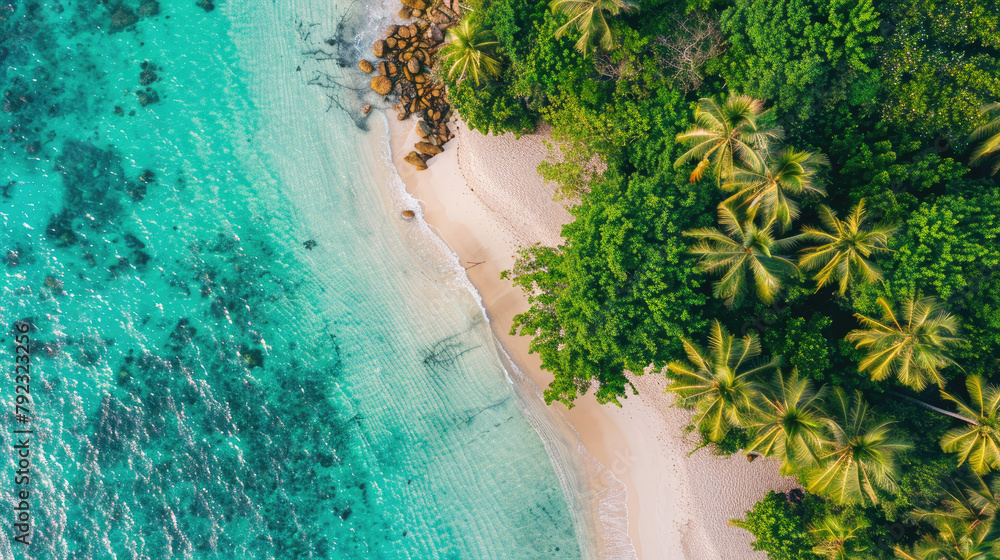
54, 140, 127, 219
137, 0, 159, 17
240, 347, 265, 369
139, 68, 158, 86
125, 181, 146, 201
136, 88, 159, 106
43, 275, 65, 296
46, 210, 78, 247
108, 5, 138, 32
124, 233, 146, 249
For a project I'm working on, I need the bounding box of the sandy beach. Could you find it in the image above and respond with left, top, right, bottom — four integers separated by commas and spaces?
385, 114, 801, 560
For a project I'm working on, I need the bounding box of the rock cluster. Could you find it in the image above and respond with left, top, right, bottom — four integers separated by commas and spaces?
362, 1, 461, 170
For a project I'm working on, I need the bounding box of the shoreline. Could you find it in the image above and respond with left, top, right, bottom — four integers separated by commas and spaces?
382, 110, 802, 559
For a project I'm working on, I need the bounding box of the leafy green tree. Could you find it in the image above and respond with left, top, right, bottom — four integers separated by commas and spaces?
447, 78, 538, 135
940, 376, 1000, 475
809, 514, 869, 560
724, 147, 829, 231
440, 18, 503, 87
798, 200, 897, 296
506, 171, 709, 406
666, 320, 778, 441
763, 314, 835, 385
685, 201, 802, 307
806, 390, 910, 505
884, 192, 1000, 304
674, 94, 783, 185
830, 136, 968, 225
845, 297, 963, 391
747, 369, 829, 475
550, 0, 634, 55
732, 491, 821, 560
717, 0, 882, 120
969, 103, 1000, 176
877, 0, 1000, 141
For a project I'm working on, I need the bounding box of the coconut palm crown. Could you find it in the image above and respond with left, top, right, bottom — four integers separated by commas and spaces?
894, 515, 998, 560
845, 296, 963, 391
746, 369, 829, 475
969, 102, 1000, 176
684, 201, 802, 307
941, 376, 1000, 475
439, 18, 502, 87
724, 147, 829, 231
809, 514, 870, 560
665, 320, 779, 442
913, 476, 1000, 546
799, 200, 897, 296
674, 94, 784, 185
550, 0, 635, 55
806, 389, 910, 505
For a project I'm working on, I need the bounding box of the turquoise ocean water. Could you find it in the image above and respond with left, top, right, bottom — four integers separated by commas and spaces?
0, 0, 596, 557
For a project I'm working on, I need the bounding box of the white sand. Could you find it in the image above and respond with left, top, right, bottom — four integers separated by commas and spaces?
386, 113, 801, 560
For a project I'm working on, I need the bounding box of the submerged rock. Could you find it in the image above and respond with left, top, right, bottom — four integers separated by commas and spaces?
138, 0, 160, 16
108, 5, 138, 32
125, 181, 147, 202
358, 60, 374, 73
136, 89, 160, 106
124, 233, 146, 249
401, 210, 416, 220
139, 65, 159, 86
46, 211, 78, 247
240, 347, 265, 369
44, 276, 66, 296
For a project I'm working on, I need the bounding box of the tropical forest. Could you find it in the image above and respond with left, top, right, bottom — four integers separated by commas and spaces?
436, 0, 1000, 556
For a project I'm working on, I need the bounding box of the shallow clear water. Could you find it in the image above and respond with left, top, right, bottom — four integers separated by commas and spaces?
0, 0, 584, 557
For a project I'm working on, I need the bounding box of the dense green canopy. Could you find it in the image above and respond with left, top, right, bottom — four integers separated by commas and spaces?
445, 0, 1000, 554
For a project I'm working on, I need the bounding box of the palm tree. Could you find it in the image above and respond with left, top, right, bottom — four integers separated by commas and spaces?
550, 0, 635, 55
665, 320, 779, 442
799, 200, 897, 296
723, 148, 829, 231
913, 476, 1000, 545
674, 95, 783, 185
969, 102, 1000, 176
941, 376, 1000, 475
746, 369, 829, 475
895, 516, 998, 560
439, 18, 502, 87
845, 296, 963, 391
684, 201, 801, 307
806, 389, 910, 505
809, 514, 869, 560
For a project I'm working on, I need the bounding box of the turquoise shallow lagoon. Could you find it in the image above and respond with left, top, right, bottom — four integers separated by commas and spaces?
0, 0, 588, 557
